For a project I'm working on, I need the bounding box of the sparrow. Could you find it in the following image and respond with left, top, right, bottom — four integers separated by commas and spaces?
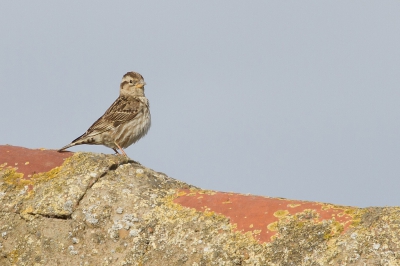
58, 71, 151, 157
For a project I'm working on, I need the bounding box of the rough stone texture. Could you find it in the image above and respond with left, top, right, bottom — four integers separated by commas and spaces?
0, 145, 400, 265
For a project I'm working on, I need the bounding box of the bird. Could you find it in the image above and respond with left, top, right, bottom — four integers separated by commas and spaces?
58, 71, 151, 157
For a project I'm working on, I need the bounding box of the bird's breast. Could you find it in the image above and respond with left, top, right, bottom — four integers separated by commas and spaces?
114, 99, 151, 148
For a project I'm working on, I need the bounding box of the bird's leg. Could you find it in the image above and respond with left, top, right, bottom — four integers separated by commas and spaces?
112, 148, 120, 154
114, 142, 128, 157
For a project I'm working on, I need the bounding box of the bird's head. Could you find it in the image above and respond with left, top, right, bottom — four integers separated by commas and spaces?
120, 72, 146, 97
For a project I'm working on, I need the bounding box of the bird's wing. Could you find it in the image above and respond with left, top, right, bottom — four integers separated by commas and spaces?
72, 96, 142, 142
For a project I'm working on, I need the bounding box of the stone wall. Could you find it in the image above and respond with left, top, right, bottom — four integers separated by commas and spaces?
1, 145, 399, 265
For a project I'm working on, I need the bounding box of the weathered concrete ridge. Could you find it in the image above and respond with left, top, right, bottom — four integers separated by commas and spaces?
0, 145, 400, 265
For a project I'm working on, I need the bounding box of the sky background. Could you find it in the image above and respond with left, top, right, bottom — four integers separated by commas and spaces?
1, 2, 400, 207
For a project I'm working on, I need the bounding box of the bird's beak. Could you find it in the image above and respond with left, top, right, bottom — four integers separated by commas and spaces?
135, 82, 146, 89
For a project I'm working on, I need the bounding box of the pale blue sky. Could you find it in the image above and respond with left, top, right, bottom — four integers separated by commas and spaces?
1, 1, 400, 207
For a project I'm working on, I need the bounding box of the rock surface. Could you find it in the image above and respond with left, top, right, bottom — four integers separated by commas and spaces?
0, 145, 399, 265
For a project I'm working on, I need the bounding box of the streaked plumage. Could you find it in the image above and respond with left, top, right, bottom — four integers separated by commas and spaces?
58, 71, 151, 157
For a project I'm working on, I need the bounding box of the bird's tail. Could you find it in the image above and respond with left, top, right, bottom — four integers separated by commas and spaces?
58, 132, 90, 152
58, 142, 76, 152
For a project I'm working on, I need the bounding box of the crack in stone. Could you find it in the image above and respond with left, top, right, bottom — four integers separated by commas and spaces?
11, 210, 72, 221
5, 159, 138, 222
25, 212, 72, 220
74, 160, 134, 208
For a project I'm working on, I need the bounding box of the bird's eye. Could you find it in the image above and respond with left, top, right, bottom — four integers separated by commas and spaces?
129, 80, 133, 84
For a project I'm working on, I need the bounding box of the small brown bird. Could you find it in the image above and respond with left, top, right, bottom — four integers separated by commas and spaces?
58, 71, 151, 157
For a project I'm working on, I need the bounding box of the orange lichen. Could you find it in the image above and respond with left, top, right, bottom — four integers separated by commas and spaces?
173, 189, 358, 243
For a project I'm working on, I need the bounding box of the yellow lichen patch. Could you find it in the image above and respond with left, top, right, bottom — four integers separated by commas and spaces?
184, 188, 217, 196
204, 209, 215, 217
249, 224, 254, 228
338, 208, 362, 227
2, 168, 25, 187
162, 195, 232, 225
177, 190, 187, 197
30, 166, 61, 183
267, 221, 278, 232
294, 220, 305, 229
321, 204, 336, 211
242, 231, 255, 239
25, 161, 29, 165
287, 203, 301, 208
196, 189, 216, 195
222, 200, 232, 204
274, 210, 289, 218
1, 165, 63, 194
349, 213, 362, 227
21, 205, 35, 215
323, 220, 344, 239
163, 194, 190, 212
8, 249, 19, 264
344, 208, 356, 215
